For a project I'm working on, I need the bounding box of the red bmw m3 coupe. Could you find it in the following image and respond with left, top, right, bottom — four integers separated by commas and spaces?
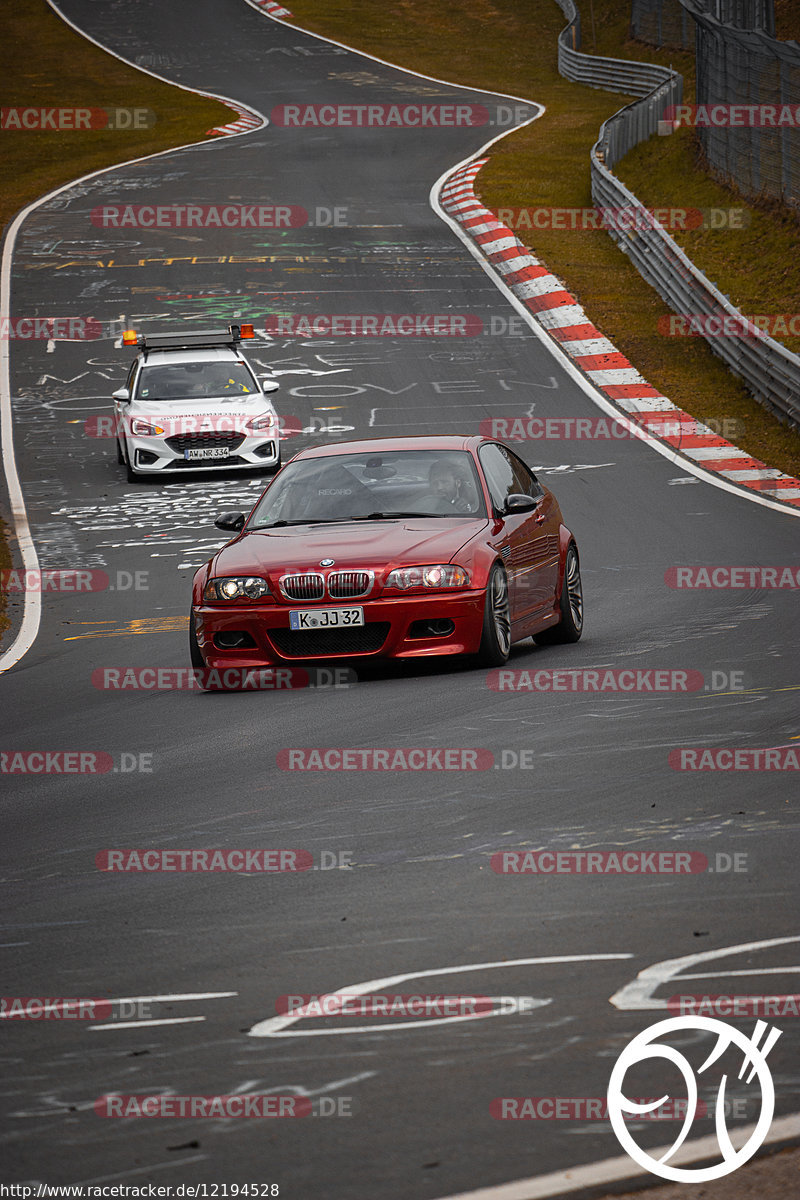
190, 435, 582, 675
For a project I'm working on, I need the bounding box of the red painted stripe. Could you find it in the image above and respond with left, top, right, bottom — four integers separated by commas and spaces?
462, 213, 500, 227
486, 245, 530, 264
572, 352, 633, 371
631, 408, 692, 424
603, 384, 665, 399
523, 291, 577, 313
508, 265, 553, 283
691, 457, 766, 471
549, 323, 603, 342
475, 228, 516, 246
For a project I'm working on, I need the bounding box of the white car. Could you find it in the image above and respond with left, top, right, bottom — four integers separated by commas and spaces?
112, 324, 281, 482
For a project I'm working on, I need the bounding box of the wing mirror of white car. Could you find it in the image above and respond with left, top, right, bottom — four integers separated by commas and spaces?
259, 378, 279, 393
214, 512, 246, 532
112, 387, 130, 402
504, 493, 539, 514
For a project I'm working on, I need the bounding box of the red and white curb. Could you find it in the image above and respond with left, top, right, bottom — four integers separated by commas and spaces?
251, 0, 293, 16
440, 160, 800, 511
207, 102, 264, 137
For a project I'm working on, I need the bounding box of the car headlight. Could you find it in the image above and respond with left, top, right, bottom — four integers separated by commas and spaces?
246, 413, 276, 432
384, 565, 470, 590
203, 576, 272, 601
130, 418, 165, 436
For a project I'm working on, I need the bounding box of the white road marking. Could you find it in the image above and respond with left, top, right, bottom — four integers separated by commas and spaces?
610, 936, 800, 1010
248, 954, 632, 1037
89, 1016, 206, 1030
76, 1158, 208, 1186
0, 5, 269, 676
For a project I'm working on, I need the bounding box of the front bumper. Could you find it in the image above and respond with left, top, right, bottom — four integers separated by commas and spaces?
127, 434, 279, 474
194, 590, 487, 668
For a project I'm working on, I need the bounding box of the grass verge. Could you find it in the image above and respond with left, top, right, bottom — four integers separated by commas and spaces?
282, 0, 800, 478
0, 0, 233, 647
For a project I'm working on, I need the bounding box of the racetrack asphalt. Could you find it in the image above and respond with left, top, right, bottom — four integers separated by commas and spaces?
0, 1, 798, 1196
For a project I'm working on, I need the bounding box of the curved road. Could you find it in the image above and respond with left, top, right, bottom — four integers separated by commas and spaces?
1, 1, 798, 1195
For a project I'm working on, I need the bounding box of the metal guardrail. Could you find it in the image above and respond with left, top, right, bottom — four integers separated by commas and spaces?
550, 0, 800, 429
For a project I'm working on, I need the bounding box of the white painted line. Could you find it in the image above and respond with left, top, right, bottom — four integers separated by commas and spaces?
103, 992, 237, 1004
684, 446, 753, 461
615, 396, 675, 412
431, 175, 800, 521
0, 991, 237, 1017
242, 0, 545, 111
582, 367, 648, 385
534, 304, 588, 327
610, 936, 800, 1011
77, 1157, 208, 1186
514, 276, 565, 299
433, 1112, 800, 1200
557, 337, 617, 356
476, 235, 524, 254
496, 256, 539, 275
249, 954, 633, 1038
0, 5, 269, 676
90, 1016, 206, 1030
245, 0, 800, 520
723, 467, 784, 480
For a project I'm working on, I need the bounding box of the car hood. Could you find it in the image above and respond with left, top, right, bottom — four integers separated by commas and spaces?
128, 396, 271, 421
213, 518, 488, 579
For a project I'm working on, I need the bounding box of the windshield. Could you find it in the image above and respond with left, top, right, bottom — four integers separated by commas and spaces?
249, 450, 487, 527
135, 360, 257, 402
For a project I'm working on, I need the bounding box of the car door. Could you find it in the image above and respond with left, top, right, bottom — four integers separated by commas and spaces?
478, 443, 559, 620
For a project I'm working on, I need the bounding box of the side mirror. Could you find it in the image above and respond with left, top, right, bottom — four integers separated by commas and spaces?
112, 387, 130, 402
214, 512, 245, 532
504, 493, 539, 514
260, 378, 279, 393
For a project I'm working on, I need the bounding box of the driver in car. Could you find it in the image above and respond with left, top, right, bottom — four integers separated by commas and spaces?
421, 460, 476, 513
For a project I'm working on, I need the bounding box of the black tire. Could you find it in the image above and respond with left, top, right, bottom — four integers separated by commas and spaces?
534, 543, 583, 645
189, 612, 206, 669
189, 612, 241, 691
121, 438, 139, 483
476, 563, 511, 667
116, 437, 124, 465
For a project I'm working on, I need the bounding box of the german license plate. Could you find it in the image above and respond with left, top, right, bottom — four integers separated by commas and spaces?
289, 607, 364, 630
185, 446, 230, 461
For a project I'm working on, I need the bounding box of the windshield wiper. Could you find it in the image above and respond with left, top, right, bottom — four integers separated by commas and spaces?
349, 511, 447, 520
256, 519, 351, 529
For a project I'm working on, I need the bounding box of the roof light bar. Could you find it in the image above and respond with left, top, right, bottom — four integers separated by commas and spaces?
122, 324, 255, 351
